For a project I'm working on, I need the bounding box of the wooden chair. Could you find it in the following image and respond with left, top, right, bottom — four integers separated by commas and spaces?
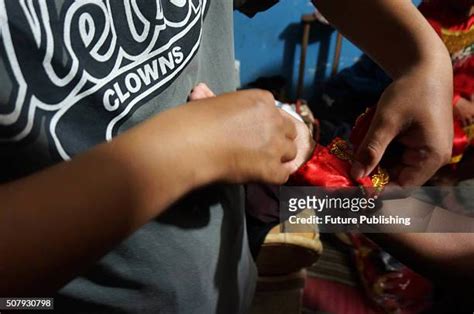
296, 13, 344, 100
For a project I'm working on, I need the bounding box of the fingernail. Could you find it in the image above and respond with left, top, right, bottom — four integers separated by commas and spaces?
351, 161, 366, 179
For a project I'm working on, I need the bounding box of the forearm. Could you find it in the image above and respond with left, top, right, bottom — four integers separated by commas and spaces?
368, 233, 474, 282
0, 103, 221, 295
313, 0, 452, 79
367, 198, 474, 281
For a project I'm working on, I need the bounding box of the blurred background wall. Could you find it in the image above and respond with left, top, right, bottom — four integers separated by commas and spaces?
233, 0, 421, 100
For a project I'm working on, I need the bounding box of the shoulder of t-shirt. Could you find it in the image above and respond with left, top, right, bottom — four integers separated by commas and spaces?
234, 0, 279, 17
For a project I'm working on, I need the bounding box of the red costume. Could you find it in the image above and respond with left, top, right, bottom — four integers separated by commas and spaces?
293, 109, 433, 314
291, 107, 388, 196
419, 0, 474, 163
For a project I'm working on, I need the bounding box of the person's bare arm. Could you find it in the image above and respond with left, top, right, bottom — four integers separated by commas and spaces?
365, 196, 474, 280
0, 90, 298, 296
368, 233, 474, 282
314, 0, 453, 186
314, 0, 469, 282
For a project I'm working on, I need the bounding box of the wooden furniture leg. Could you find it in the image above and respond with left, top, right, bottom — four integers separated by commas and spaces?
296, 21, 311, 100
331, 32, 343, 77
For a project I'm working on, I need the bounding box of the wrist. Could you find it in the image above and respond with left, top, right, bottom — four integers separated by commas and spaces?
396, 53, 453, 107
174, 93, 250, 185
390, 26, 452, 83
412, 44, 452, 82
161, 102, 227, 187
108, 104, 224, 219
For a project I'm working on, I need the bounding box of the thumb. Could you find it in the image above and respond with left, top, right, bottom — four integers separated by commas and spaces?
351, 112, 398, 179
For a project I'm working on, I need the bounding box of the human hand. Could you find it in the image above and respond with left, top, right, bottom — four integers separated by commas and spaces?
351, 73, 453, 186
454, 97, 474, 127
188, 86, 299, 184
190, 83, 314, 183
281, 110, 315, 171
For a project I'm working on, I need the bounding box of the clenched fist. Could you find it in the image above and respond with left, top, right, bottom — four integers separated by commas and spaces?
188, 86, 312, 184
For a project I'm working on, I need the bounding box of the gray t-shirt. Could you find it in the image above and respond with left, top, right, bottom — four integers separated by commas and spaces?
0, 0, 266, 312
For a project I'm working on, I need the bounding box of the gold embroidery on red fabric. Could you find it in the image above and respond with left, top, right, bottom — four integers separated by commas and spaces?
451, 154, 463, 164
328, 138, 389, 192
329, 139, 353, 160
441, 25, 474, 54
371, 167, 390, 191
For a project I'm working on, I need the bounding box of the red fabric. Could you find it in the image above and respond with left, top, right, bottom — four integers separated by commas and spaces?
349, 107, 376, 151
290, 107, 382, 193
419, 1, 474, 163
296, 107, 432, 313
348, 233, 433, 314
290, 141, 355, 188
290, 138, 374, 189
303, 276, 379, 314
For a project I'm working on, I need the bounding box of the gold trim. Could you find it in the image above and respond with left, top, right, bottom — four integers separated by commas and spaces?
329, 138, 353, 161
450, 154, 463, 164
441, 25, 474, 54
371, 167, 390, 191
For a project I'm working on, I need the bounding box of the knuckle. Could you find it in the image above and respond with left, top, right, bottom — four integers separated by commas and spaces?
287, 117, 297, 131
441, 142, 453, 164
290, 144, 298, 159
248, 89, 274, 107
266, 141, 278, 156
257, 104, 279, 123
274, 170, 290, 184
268, 111, 284, 130
262, 124, 277, 145
288, 161, 299, 174
441, 151, 452, 165
431, 149, 450, 166
276, 112, 286, 127
255, 89, 275, 103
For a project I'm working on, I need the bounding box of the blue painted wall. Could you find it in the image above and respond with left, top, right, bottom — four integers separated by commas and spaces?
233, 0, 422, 100
234, 1, 362, 100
